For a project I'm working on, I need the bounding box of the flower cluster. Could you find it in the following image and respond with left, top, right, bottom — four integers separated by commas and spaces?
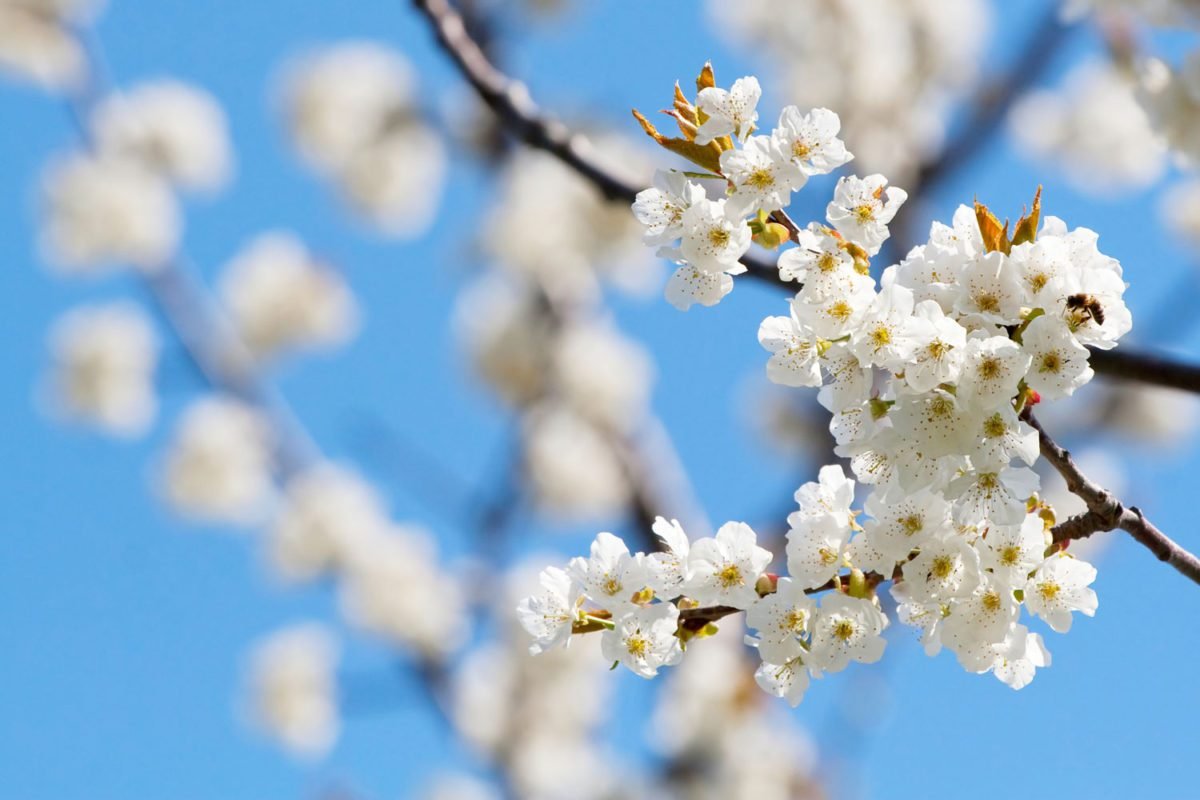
633, 69, 853, 310
521, 67, 1128, 706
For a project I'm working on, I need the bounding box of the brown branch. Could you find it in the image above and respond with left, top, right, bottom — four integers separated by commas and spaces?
1024, 411, 1200, 586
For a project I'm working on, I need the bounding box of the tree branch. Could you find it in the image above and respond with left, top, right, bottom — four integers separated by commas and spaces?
1023, 411, 1200, 586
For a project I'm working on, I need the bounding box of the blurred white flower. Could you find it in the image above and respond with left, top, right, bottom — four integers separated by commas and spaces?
283, 41, 445, 238
553, 321, 653, 433
0, 0, 103, 89
708, 0, 990, 181
339, 122, 447, 238
339, 525, 469, 659
41, 152, 180, 272
420, 774, 501, 800
162, 395, 274, 524
1009, 60, 1165, 193
1160, 179, 1200, 244
455, 274, 554, 407
270, 462, 386, 582
219, 231, 358, 359
1140, 54, 1200, 165
523, 403, 630, 519
46, 301, 158, 436
269, 464, 389, 582
483, 147, 659, 302
90, 79, 233, 192
284, 41, 413, 171
246, 623, 339, 757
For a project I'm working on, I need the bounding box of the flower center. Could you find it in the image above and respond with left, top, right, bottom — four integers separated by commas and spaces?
792, 140, 812, 160
747, 168, 775, 190
1038, 581, 1061, 602
1039, 352, 1063, 373
708, 227, 731, 248
853, 204, 875, 223
785, 609, 808, 633
870, 324, 892, 349
983, 413, 1006, 439
978, 357, 1003, 381
817, 252, 839, 273
931, 555, 954, 580
927, 339, 950, 360
975, 292, 1001, 313
833, 619, 856, 641
982, 590, 1002, 613
603, 576, 622, 596
626, 635, 649, 658
1000, 545, 1020, 566
717, 563, 744, 588
900, 514, 923, 535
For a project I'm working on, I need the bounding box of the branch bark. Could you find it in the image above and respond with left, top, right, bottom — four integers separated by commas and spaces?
1024, 411, 1200, 586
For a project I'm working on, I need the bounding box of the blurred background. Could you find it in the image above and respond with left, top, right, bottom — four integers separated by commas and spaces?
2, 0, 1199, 798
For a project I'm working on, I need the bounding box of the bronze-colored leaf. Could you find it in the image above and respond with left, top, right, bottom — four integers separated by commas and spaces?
697, 61, 716, 93
1011, 185, 1043, 247
975, 201, 1010, 254
632, 108, 724, 174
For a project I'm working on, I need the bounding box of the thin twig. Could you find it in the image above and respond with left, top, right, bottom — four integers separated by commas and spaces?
1024, 411, 1200, 585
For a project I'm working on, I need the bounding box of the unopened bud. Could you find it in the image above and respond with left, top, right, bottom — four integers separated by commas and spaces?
847, 568, 872, 599
756, 572, 779, 596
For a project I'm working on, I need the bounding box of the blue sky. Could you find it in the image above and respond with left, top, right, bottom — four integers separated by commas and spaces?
2, 1, 1199, 798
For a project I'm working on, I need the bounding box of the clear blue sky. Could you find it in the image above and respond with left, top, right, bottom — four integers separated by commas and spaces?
2, 1, 1199, 798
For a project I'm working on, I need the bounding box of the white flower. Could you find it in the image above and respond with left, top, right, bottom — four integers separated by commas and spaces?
694, 75, 761, 145
664, 263, 734, 311
270, 464, 389, 582
601, 603, 683, 678
961, 402, 1039, 468
777, 223, 865, 298
719, 134, 805, 214
162, 396, 274, 524
900, 528, 982, 603
568, 532, 650, 612
825, 173, 907, 256
786, 513, 850, 590
980, 513, 1048, 588
754, 656, 812, 707
956, 335, 1032, 409
941, 579, 1020, 668
955, 251, 1025, 326
46, 301, 158, 436
683, 521, 773, 608
807, 594, 887, 674
644, 517, 691, 597
849, 487, 952, 574
773, 106, 852, 176
849, 283, 918, 371
794, 281, 875, 340
632, 170, 706, 246
0, 1, 97, 90
746, 577, 816, 664
946, 465, 1039, 527
1024, 552, 1098, 633
677, 197, 752, 273
1021, 314, 1094, 400
1007, 236, 1076, 310
792, 464, 857, 528
757, 299, 823, 388
219, 232, 359, 358
516, 566, 585, 652
991, 624, 1051, 690
91, 79, 232, 192
40, 153, 180, 272
889, 388, 969, 461
247, 623, 339, 757
903, 299, 967, 393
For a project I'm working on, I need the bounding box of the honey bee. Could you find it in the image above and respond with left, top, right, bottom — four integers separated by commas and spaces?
1065, 293, 1105, 326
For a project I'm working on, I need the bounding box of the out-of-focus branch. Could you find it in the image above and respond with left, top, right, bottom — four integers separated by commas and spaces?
1024, 411, 1200, 586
